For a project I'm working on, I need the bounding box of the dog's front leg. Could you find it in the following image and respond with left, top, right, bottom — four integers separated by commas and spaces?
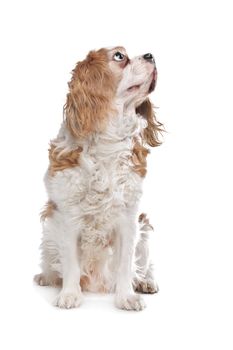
54, 228, 83, 309
115, 212, 146, 311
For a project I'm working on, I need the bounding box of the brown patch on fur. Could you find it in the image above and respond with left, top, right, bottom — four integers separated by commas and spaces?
138, 212, 154, 231
80, 275, 90, 291
136, 98, 164, 147
40, 200, 57, 222
80, 274, 109, 293
138, 213, 149, 224
48, 144, 82, 176
64, 49, 117, 139
131, 139, 149, 177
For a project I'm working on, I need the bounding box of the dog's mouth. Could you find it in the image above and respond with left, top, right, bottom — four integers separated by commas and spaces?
127, 84, 141, 92
127, 70, 157, 93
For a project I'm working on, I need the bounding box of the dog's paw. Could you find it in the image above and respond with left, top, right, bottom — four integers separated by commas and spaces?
54, 290, 83, 309
115, 293, 146, 311
134, 278, 159, 294
34, 273, 62, 287
34, 273, 49, 286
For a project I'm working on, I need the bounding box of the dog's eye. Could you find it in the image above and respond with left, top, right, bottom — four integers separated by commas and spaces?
113, 52, 125, 61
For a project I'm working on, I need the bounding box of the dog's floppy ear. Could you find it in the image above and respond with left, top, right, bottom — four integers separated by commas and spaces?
64, 49, 116, 138
136, 98, 164, 147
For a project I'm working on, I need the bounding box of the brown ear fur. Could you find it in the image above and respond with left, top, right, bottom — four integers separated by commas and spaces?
136, 98, 164, 147
64, 49, 116, 138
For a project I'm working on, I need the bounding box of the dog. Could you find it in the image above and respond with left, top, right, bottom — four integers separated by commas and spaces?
34, 46, 163, 311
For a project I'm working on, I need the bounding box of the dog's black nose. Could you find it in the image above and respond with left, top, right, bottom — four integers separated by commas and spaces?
143, 53, 155, 63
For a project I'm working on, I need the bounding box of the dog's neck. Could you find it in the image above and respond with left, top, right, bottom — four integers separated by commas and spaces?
55, 108, 147, 159
76, 110, 147, 167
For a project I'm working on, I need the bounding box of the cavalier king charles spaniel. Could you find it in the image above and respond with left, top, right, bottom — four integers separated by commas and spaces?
34, 46, 163, 311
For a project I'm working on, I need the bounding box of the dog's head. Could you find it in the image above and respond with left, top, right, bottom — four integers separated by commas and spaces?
64, 46, 163, 146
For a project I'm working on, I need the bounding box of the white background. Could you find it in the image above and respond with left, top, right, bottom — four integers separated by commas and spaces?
0, 0, 232, 349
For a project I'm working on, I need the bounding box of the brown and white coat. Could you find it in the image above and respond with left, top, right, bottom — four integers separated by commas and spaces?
35, 46, 163, 311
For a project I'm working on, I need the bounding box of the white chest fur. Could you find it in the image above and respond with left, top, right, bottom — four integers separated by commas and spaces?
45, 113, 147, 218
